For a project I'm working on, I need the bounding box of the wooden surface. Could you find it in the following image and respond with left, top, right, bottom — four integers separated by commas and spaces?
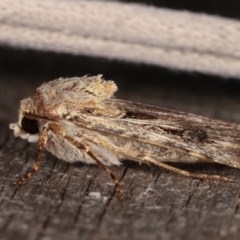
1, 48, 240, 240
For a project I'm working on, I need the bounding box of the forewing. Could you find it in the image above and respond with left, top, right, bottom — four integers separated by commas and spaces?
71, 99, 240, 169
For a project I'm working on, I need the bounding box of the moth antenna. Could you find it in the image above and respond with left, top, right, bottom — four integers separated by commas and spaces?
13, 128, 48, 186
143, 157, 233, 182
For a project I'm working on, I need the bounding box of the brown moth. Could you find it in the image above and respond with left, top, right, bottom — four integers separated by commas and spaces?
9, 75, 240, 192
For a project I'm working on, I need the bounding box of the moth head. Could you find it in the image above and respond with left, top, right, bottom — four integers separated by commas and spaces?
9, 98, 39, 143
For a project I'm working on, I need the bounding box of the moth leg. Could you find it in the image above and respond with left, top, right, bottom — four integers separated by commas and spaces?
61, 135, 122, 199
143, 157, 233, 182
86, 147, 123, 199
13, 127, 48, 186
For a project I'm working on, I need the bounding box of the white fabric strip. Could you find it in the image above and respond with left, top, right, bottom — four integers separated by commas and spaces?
1, 0, 240, 78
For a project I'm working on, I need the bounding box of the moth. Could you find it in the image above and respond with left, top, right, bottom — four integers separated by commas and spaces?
9, 75, 240, 193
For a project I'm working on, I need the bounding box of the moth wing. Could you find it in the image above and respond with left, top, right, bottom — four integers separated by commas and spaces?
71, 99, 240, 169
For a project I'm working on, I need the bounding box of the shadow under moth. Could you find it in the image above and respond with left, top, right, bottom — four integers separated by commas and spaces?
9, 75, 240, 195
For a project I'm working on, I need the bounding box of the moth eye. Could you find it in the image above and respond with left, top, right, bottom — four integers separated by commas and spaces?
21, 117, 39, 134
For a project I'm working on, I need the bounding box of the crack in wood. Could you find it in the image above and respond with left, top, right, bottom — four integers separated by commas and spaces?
36, 175, 72, 239
73, 174, 96, 225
